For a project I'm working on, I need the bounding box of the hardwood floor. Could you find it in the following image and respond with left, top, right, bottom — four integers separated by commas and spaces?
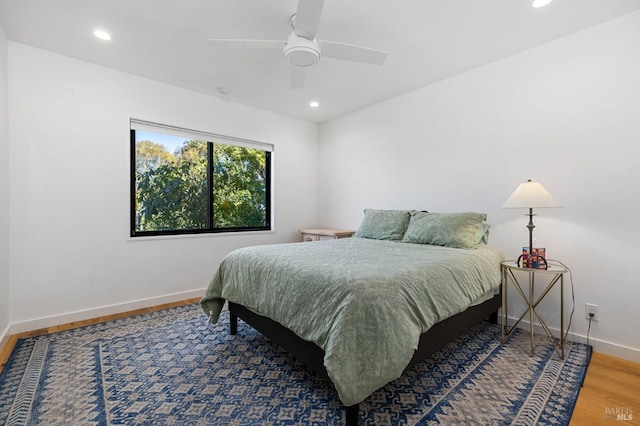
1, 299, 638, 425
570, 352, 640, 425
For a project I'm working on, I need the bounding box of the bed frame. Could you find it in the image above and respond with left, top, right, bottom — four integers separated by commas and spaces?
228, 292, 501, 425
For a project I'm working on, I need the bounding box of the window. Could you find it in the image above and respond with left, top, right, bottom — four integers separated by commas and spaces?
130, 120, 272, 237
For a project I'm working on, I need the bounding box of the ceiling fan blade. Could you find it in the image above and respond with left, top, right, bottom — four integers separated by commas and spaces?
208, 39, 285, 49
294, 0, 325, 40
290, 65, 307, 89
319, 40, 388, 65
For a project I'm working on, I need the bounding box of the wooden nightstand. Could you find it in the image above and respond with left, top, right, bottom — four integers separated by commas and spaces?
299, 228, 355, 242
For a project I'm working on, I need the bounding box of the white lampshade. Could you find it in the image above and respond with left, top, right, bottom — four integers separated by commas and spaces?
502, 180, 561, 209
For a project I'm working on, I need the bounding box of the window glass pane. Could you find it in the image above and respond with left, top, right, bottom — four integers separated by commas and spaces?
212, 143, 268, 229
131, 123, 272, 237
134, 131, 208, 232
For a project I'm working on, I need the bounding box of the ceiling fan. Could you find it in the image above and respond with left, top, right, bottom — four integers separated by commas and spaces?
208, 0, 388, 89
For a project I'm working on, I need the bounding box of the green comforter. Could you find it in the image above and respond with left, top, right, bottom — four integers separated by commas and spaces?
200, 237, 504, 406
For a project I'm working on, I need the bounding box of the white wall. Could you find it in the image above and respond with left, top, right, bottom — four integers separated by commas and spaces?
7, 43, 319, 329
319, 11, 640, 361
0, 25, 10, 343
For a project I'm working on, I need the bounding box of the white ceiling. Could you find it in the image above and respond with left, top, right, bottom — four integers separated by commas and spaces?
1, 0, 639, 123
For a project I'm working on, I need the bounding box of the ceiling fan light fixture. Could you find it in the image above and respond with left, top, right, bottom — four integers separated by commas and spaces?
284, 32, 320, 67
286, 46, 320, 66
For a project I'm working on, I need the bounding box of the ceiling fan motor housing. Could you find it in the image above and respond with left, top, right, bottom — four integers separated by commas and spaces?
284, 32, 320, 67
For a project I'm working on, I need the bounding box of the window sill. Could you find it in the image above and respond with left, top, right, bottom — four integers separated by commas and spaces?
127, 230, 276, 242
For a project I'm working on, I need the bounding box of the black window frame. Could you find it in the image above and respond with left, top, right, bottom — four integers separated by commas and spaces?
130, 124, 272, 238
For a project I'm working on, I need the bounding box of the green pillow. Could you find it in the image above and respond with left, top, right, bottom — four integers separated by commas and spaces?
475, 223, 491, 244
354, 209, 411, 241
402, 211, 488, 249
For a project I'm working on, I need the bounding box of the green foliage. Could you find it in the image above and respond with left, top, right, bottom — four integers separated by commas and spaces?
213, 144, 267, 228
135, 140, 175, 174
134, 138, 267, 233
135, 139, 208, 231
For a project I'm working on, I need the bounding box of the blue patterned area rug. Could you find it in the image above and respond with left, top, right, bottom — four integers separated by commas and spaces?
0, 304, 590, 425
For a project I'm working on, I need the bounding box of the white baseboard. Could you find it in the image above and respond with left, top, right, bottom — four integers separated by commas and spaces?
0, 323, 11, 355
502, 315, 640, 364
8, 288, 206, 336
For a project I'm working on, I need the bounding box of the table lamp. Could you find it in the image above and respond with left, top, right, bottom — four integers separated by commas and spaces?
502, 179, 561, 268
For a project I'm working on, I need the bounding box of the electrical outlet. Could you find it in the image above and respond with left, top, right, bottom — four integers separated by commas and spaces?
585, 303, 599, 321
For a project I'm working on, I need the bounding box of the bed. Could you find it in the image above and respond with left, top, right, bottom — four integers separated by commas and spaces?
200, 210, 504, 424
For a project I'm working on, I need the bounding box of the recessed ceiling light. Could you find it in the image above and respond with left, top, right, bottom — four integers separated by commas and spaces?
309, 101, 319, 108
532, 0, 552, 8
93, 30, 111, 41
